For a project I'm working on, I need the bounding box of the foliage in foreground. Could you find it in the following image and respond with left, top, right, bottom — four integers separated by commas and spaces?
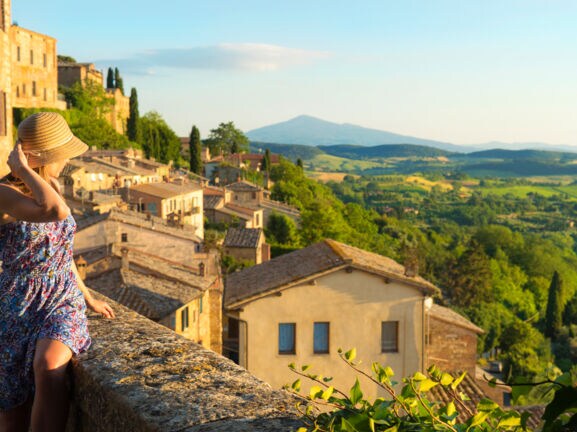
286, 349, 577, 432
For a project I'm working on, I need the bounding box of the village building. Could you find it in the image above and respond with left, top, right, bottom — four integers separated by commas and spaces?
76, 244, 222, 353
224, 239, 442, 397
223, 227, 270, 265
125, 181, 204, 238
59, 151, 168, 199
10, 25, 66, 111
74, 207, 203, 266
57, 61, 130, 134
203, 187, 263, 229
0, 0, 12, 176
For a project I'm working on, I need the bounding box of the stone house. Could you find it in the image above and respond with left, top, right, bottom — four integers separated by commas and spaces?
74, 208, 203, 267
60, 152, 168, 199
10, 25, 66, 110
223, 227, 270, 265
204, 191, 263, 229
224, 239, 442, 397
0, 0, 12, 176
426, 303, 484, 377
126, 181, 204, 239
57, 61, 130, 134
77, 245, 222, 353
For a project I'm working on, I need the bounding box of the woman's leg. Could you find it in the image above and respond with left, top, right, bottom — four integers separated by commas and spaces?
31, 339, 73, 432
0, 398, 33, 432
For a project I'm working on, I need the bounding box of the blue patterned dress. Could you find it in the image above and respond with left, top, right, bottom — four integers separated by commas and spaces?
0, 215, 91, 410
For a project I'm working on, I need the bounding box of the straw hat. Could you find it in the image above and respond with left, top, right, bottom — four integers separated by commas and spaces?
17, 112, 88, 168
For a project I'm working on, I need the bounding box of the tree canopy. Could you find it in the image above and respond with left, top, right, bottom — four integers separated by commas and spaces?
205, 122, 249, 156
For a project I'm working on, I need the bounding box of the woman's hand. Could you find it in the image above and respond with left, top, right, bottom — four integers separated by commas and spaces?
7, 143, 30, 179
87, 298, 115, 319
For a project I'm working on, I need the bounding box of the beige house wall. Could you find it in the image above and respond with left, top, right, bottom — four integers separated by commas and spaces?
129, 188, 204, 238
10, 26, 64, 109
163, 287, 221, 354
0, 0, 12, 176
235, 269, 426, 398
224, 246, 260, 265
74, 220, 201, 266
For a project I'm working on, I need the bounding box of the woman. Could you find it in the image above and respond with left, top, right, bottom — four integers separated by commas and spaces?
0, 112, 114, 432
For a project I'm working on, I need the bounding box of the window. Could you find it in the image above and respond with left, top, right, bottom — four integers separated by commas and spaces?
43, 53, 47, 67
313, 322, 330, 354
381, 321, 399, 353
121, 233, 128, 242
17, 46, 20, 61
181, 306, 189, 331
30, 49, 33, 65
22, 84, 26, 96
32, 81, 36, 96
16, 86, 19, 98
199, 296, 203, 314
279, 323, 296, 354
43, 88, 47, 101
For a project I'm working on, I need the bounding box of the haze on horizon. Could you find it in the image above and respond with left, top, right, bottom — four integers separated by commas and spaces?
12, 0, 577, 146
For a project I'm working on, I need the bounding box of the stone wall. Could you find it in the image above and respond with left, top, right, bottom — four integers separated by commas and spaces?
67, 292, 301, 431
426, 316, 478, 376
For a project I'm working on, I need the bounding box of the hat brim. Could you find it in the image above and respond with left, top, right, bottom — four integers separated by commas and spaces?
26, 135, 89, 168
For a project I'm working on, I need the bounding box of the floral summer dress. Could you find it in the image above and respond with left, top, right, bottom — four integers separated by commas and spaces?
0, 215, 91, 410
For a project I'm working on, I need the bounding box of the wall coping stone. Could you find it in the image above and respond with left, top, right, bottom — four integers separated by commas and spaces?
68, 291, 301, 431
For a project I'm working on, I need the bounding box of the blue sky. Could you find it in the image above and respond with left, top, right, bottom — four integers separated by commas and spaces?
12, 0, 577, 145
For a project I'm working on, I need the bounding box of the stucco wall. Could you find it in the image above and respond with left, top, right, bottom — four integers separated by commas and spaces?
0, 0, 12, 176
66, 292, 300, 431
237, 268, 426, 399
10, 26, 61, 109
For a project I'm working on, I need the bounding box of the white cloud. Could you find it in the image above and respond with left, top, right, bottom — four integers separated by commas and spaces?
98, 43, 330, 73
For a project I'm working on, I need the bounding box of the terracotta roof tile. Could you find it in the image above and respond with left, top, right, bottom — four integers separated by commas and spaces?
429, 304, 484, 334
225, 239, 439, 307
130, 181, 202, 199
224, 228, 263, 248
225, 181, 262, 192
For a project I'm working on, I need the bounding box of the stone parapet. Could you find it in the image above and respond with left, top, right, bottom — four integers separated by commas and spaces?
68, 292, 301, 431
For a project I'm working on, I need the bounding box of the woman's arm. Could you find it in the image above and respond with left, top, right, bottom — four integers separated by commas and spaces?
71, 261, 115, 319
0, 144, 70, 222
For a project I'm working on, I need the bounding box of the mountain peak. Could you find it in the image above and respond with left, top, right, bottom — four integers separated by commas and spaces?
247, 115, 463, 151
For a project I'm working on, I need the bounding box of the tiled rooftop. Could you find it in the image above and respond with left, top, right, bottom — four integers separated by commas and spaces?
225, 239, 439, 307
130, 181, 202, 199
429, 304, 484, 334
225, 181, 262, 192
224, 228, 263, 248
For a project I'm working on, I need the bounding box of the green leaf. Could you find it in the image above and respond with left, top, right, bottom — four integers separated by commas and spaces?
440, 373, 453, 386
321, 386, 334, 401
467, 411, 489, 428
349, 378, 363, 405
418, 378, 438, 392
497, 412, 521, 428
477, 398, 499, 412
309, 385, 323, 399
542, 387, 577, 430
288, 362, 296, 370
446, 401, 456, 417
341, 417, 361, 432
450, 371, 467, 390
323, 376, 333, 382
301, 364, 310, 372
296, 428, 308, 432
412, 371, 427, 381
291, 379, 301, 392
384, 366, 394, 378
345, 348, 357, 362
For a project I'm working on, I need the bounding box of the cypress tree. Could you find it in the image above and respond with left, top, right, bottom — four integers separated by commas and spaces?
189, 125, 202, 175
296, 158, 304, 169
115, 67, 124, 94
127, 88, 140, 142
545, 271, 563, 339
106, 67, 114, 89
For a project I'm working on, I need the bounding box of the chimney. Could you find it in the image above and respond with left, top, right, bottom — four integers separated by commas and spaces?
199, 262, 205, 277
120, 247, 129, 270
75, 256, 87, 280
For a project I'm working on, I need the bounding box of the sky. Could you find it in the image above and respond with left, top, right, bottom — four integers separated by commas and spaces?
11, 0, 577, 146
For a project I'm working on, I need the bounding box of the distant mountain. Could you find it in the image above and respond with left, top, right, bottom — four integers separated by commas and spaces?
246, 115, 465, 152
473, 141, 577, 153
465, 149, 577, 162
249, 142, 324, 161
319, 144, 453, 159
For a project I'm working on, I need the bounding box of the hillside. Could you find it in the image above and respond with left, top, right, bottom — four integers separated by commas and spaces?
246, 115, 463, 152
319, 144, 453, 159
